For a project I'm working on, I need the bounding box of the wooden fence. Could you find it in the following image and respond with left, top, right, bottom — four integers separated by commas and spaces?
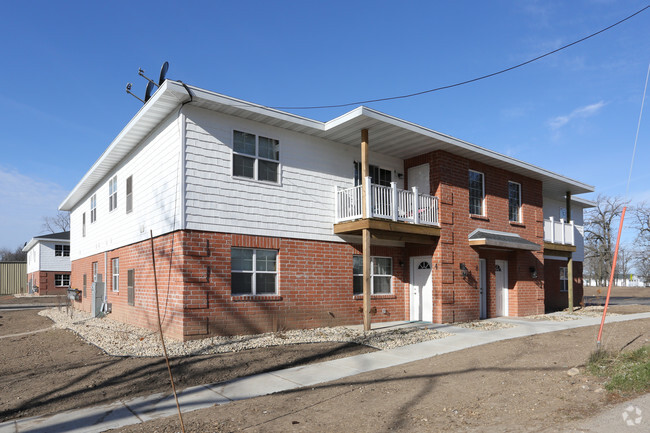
0, 262, 27, 295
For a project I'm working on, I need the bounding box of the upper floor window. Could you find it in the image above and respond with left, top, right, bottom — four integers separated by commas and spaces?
90, 194, 97, 223
126, 175, 133, 214
231, 248, 278, 295
508, 181, 521, 222
55, 245, 70, 257
232, 131, 279, 182
469, 170, 485, 216
353, 162, 392, 187
353, 256, 392, 295
82, 212, 86, 237
109, 176, 118, 212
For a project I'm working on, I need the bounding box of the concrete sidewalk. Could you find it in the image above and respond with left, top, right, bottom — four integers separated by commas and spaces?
1, 312, 649, 433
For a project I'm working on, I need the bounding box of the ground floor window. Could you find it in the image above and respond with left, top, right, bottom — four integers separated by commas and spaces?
112, 258, 119, 292
55, 274, 70, 287
231, 248, 278, 295
560, 267, 568, 292
353, 256, 392, 295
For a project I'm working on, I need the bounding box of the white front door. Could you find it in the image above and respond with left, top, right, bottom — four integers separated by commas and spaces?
479, 259, 487, 319
495, 260, 508, 316
410, 256, 433, 321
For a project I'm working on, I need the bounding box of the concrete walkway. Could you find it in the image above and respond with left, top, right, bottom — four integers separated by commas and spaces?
1, 312, 649, 433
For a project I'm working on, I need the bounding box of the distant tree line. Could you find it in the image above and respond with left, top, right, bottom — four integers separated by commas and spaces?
584, 195, 650, 286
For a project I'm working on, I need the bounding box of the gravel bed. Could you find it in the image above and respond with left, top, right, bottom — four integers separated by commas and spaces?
526, 306, 620, 322
39, 308, 453, 357
454, 320, 515, 331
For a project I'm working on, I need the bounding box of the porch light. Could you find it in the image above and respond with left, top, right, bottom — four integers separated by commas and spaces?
530, 266, 538, 279
460, 263, 468, 278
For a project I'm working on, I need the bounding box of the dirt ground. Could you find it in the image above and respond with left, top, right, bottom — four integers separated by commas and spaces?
584, 285, 650, 298
0, 309, 374, 422
110, 317, 650, 433
1, 300, 649, 432
0, 294, 62, 305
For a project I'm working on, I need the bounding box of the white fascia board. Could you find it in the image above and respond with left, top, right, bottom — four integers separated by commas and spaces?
571, 196, 597, 208
59, 81, 188, 211
22, 236, 70, 252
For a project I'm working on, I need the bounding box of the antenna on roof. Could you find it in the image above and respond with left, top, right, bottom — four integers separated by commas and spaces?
125, 83, 144, 103
126, 61, 170, 104
158, 61, 169, 86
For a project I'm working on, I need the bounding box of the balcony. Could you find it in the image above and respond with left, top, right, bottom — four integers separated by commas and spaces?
543, 217, 576, 253
334, 180, 440, 243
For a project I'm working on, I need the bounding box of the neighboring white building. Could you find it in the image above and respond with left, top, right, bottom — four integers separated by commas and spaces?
22, 231, 71, 295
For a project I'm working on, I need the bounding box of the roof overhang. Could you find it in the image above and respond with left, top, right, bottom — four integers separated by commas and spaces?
22, 232, 71, 252
60, 81, 595, 211
468, 228, 540, 251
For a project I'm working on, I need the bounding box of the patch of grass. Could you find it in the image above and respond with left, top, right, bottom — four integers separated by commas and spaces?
587, 345, 650, 394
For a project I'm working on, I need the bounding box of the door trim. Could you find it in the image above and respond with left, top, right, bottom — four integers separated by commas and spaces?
410, 256, 433, 322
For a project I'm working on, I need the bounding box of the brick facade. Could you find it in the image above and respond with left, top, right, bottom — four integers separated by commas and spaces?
544, 259, 584, 311
27, 271, 70, 296
71, 231, 411, 340
68, 150, 581, 340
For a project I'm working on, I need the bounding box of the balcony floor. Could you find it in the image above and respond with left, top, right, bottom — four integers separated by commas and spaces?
543, 242, 576, 254
334, 218, 440, 244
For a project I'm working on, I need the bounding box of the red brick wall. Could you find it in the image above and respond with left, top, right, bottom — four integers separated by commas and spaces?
544, 259, 584, 311
27, 271, 70, 296
404, 150, 546, 321
71, 231, 410, 340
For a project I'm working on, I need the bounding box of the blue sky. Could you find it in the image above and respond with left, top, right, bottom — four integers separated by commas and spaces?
0, 0, 649, 250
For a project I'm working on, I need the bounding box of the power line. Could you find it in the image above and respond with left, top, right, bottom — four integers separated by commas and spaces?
270, 5, 650, 110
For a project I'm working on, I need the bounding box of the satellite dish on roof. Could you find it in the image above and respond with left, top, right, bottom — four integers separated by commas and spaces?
158, 61, 169, 85
144, 81, 154, 102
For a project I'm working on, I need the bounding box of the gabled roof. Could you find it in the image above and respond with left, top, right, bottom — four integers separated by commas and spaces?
23, 231, 70, 252
59, 81, 595, 211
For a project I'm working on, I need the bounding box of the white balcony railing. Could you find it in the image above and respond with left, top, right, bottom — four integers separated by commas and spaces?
335, 177, 439, 226
543, 217, 575, 245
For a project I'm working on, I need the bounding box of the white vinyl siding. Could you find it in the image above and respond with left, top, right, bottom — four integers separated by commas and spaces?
39, 241, 71, 272
68, 112, 182, 261
184, 106, 403, 242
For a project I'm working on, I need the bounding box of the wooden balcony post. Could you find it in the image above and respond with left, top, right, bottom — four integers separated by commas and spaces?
566, 191, 574, 312
361, 128, 371, 331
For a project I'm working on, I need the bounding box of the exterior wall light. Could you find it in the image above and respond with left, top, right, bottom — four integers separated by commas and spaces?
460, 263, 468, 278
530, 266, 538, 279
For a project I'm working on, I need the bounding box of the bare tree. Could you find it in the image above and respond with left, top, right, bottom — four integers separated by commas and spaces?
0, 245, 27, 261
584, 195, 628, 286
632, 202, 650, 285
614, 245, 633, 286
42, 211, 70, 233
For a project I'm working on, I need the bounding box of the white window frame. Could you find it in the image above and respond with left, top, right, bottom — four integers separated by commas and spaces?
508, 181, 522, 222
231, 248, 278, 295
109, 176, 118, 212
469, 170, 485, 216
55, 274, 70, 287
560, 267, 568, 292
231, 130, 280, 183
82, 212, 86, 237
353, 256, 393, 295
54, 244, 70, 257
90, 194, 97, 223
112, 258, 119, 292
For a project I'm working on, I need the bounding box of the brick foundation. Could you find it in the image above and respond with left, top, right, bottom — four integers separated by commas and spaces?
27, 271, 70, 296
